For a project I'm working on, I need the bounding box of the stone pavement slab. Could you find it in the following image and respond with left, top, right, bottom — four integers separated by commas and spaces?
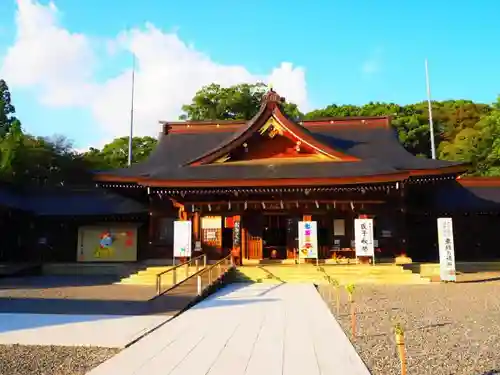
0, 313, 169, 347
0, 275, 206, 347
87, 283, 371, 375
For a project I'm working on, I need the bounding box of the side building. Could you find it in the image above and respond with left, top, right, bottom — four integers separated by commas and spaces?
0, 185, 148, 264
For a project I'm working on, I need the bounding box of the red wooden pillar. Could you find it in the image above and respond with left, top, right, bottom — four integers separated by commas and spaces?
193, 212, 200, 242
191, 212, 201, 258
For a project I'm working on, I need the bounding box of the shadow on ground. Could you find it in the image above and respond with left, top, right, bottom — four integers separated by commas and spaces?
0, 270, 267, 334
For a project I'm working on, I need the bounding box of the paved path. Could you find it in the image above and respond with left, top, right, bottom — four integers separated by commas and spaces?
87, 283, 370, 375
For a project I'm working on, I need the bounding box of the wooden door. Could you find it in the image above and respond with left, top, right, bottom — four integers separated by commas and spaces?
313, 213, 331, 259
286, 215, 300, 259
244, 212, 263, 259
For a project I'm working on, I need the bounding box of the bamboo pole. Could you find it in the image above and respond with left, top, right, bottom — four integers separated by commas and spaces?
345, 283, 356, 340
395, 323, 407, 375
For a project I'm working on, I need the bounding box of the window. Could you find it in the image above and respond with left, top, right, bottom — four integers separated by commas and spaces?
156, 217, 175, 244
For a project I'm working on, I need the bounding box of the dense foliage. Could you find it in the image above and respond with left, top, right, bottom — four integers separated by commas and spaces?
0, 80, 499, 187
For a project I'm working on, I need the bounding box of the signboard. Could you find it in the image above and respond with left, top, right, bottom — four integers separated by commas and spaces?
298, 221, 318, 259
233, 220, 241, 247
437, 218, 456, 282
201, 216, 222, 229
77, 225, 138, 262
333, 219, 345, 236
174, 220, 192, 258
354, 218, 375, 258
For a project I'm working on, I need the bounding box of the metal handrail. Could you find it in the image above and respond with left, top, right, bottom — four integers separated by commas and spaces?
156, 254, 207, 296
196, 254, 234, 296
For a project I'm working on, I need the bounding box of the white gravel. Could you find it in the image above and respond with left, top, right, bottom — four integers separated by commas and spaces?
318, 278, 500, 375
0, 345, 119, 375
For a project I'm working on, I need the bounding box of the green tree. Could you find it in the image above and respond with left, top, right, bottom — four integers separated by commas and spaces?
82, 136, 158, 170
0, 130, 92, 186
470, 110, 500, 176
180, 83, 303, 121
0, 119, 24, 176
304, 100, 493, 159
0, 80, 18, 137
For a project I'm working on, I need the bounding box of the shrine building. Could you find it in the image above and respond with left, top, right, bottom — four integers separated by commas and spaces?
93, 89, 472, 264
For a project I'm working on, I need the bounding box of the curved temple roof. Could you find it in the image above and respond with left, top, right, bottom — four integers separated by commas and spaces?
95, 90, 467, 187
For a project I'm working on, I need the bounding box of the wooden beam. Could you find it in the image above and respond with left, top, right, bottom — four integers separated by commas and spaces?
169, 199, 387, 206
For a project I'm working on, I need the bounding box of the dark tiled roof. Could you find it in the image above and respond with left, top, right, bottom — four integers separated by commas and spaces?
0, 187, 147, 216
97, 131, 234, 179
310, 126, 462, 171
433, 183, 500, 212
98, 122, 463, 182
27, 189, 148, 216
0, 186, 25, 210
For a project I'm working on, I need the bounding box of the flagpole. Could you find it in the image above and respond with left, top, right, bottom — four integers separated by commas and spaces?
425, 58, 436, 160
128, 52, 136, 166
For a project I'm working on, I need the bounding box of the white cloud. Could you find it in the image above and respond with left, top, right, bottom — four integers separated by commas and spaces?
0, 0, 310, 147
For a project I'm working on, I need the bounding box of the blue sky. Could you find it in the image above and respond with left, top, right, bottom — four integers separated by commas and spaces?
0, 0, 498, 149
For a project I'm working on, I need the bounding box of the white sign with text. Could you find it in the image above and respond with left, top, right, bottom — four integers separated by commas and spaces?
173, 220, 192, 258
354, 218, 375, 257
437, 217, 456, 282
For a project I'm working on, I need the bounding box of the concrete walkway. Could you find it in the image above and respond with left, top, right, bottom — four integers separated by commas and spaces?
87, 283, 370, 375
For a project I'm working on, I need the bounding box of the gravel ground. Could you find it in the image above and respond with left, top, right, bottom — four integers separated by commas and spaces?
318, 276, 500, 375
0, 345, 119, 375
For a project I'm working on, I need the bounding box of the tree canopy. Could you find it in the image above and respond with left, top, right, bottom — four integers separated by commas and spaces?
180, 83, 303, 121
81, 136, 157, 170
0, 79, 499, 186
0, 80, 19, 137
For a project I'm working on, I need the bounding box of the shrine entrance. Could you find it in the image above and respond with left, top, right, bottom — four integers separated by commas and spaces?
262, 214, 288, 259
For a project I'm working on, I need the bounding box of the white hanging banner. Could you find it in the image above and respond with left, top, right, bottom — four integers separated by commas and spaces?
298, 221, 318, 259
173, 220, 192, 258
437, 218, 456, 282
354, 219, 375, 258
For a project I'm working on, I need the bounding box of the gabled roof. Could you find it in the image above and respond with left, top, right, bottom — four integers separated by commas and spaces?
186, 91, 359, 165
95, 89, 467, 187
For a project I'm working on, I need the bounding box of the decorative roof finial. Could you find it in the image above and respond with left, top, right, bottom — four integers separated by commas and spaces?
262, 86, 283, 106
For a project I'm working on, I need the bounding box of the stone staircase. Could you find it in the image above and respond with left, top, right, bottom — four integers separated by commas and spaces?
234, 264, 430, 285
116, 265, 203, 286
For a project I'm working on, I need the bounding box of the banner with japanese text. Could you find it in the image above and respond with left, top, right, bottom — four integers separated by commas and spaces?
298, 221, 318, 259
437, 217, 456, 282
354, 219, 375, 257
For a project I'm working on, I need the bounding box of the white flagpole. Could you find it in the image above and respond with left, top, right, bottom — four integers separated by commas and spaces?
425, 59, 436, 160
128, 52, 136, 166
